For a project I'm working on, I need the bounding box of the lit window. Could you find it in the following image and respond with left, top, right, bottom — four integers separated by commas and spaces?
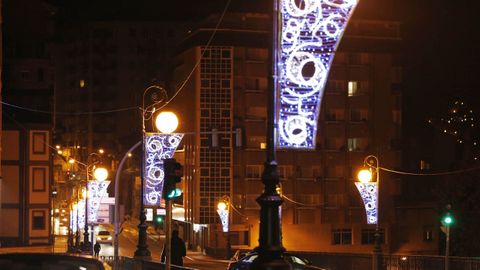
347, 138, 359, 151
348, 81, 358, 96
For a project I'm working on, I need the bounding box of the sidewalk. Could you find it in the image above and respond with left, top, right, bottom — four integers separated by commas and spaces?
185, 251, 231, 264
0, 235, 68, 254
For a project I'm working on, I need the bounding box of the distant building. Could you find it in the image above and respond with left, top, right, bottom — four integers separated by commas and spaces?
1, 0, 54, 246
171, 12, 435, 255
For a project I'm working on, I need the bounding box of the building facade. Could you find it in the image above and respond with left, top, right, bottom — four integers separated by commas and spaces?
1, 0, 54, 246
172, 12, 437, 254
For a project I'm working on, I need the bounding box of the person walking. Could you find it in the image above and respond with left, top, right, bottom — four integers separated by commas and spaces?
93, 242, 101, 257
162, 229, 187, 266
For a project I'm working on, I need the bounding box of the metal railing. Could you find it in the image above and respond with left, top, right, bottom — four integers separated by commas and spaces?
99, 256, 198, 270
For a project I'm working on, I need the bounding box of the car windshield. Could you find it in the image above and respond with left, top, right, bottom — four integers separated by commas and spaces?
98, 231, 110, 236
241, 254, 258, 263
289, 255, 307, 265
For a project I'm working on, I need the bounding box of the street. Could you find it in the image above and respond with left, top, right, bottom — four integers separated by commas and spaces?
56, 220, 229, 270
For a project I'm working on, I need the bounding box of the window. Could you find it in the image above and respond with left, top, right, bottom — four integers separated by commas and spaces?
332, 229, 352, 245
360, 53, 371, 64
246, 165, 262, 178
392, 110, 401, 124
423, 227, 433, 242
350, 109, 368, 122
391, 67, 402, 83
32, 210, 46, 230
230, 231, 250, 246
277, 165, 293, 179
326, 80, 345, 94
32, 167, 46, 192
21, 70, 30, 81
361, 229, 385, 244
348, 81, 358, 96
312, 166, 322, 177
347, 138, 359, 151
37, 68, 44, 82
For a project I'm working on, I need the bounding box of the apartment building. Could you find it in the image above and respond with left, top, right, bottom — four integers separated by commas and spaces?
171, 12, 435, 254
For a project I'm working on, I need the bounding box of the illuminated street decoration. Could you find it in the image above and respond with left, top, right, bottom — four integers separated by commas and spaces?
87, 180, 110, 224
71, 207, 78, 233
78, 199, 85, 229
355, 182, 378, 224
144, 133, 184, 206
278, 0, 359, 148
217, 208, 229, 232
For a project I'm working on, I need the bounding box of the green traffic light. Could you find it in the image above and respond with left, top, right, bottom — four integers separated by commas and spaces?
156, 216, 163, 223
443, 214, 454, 225
167, 188, 182, 199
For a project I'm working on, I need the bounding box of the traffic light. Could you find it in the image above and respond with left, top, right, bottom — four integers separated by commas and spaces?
162, 158, 183, 200
154, 215, 164, 226
442, 212, 454, 226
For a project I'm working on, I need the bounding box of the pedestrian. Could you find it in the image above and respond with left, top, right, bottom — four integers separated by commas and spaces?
94, 242, 101, 257
161, 229, 187, 266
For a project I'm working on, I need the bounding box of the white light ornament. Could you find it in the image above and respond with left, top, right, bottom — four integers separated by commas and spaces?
143, 133, 184, 206
355, 182, 378, 224
277, 0, 359, 149
87, 180, 110, 224
78, 199, 86, 229
71, 207, 78, 233
217, 208, 229, 233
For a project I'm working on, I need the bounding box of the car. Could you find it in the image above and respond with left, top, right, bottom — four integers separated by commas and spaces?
227, 251, 327, 270
96, 230, 113, 245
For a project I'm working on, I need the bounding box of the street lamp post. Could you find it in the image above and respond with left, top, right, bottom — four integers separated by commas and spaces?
250, 0, 288, 269
217, 196, 231, 259
442, 210, 454, 270
134, 84, 169, 259
82, 154, 108, 253
356, 155, 382, 270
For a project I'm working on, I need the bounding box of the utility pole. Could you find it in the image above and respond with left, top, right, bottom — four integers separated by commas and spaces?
165, 199, 172, 270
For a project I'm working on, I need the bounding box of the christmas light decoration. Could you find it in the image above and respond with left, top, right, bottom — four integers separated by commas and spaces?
428, 100, 479, 161
278, 0, 359, 149
86, 180, 110, 224
355, 182, 378, 224
143, 133, 184, 206
217, 208, 229, 232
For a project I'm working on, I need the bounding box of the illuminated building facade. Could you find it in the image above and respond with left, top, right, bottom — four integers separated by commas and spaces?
174, 12, 438, 254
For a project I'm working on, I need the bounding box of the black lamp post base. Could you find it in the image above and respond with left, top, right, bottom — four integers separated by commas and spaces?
134, 222, 151, 259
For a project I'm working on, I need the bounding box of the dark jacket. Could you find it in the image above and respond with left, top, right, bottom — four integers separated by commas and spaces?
94, 242, 101, 252
171, 235, 186, 266
161, 235, 187, 266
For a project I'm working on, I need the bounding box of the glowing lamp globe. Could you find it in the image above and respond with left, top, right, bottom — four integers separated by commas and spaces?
357, 169, 373, 183
94, 167, 109, 181
217, 201, 227, 211
155, 111, 178, 134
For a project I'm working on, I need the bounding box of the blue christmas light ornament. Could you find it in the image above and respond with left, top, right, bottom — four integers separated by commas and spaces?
143, 133, 183, 206
277, 0, 359, 149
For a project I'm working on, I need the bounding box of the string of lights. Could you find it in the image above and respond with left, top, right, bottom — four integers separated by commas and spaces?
229, 203, 248, 218
1, 100, 138, 115
281, 194, 325, 207
159, 0, 232, 111
379, 166, 480, 176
